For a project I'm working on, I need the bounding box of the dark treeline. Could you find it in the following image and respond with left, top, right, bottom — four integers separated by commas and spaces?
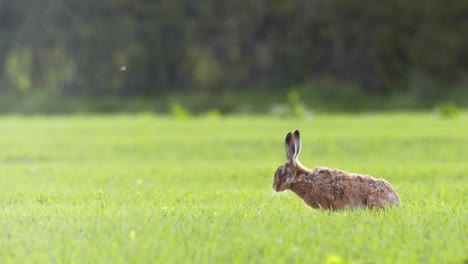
1, 0, 468, 97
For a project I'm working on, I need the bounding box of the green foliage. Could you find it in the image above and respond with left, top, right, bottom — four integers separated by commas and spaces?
0, 114, 467, 263
200, 108, 222, 119
435, 102, 461, 118
0, 89, 466, 115
270, 88, 311, 119
170, 103, 192, 120
191, 48, 223, 90
5, 48, 33, 91
279, 89, 311, 119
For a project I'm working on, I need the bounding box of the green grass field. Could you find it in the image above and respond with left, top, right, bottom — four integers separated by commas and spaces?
0, 113, 467, 263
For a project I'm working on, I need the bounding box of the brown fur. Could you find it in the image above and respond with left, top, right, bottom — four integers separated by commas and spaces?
273, 130, 400, 210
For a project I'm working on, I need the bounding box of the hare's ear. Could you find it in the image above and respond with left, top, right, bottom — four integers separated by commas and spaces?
292, 130, 301, 158
285, 131, 296, 161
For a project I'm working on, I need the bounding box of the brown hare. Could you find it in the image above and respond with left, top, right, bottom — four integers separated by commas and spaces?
273, 130, 400, 210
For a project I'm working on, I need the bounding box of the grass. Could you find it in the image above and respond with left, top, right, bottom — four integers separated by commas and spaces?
0, 113, 467, 263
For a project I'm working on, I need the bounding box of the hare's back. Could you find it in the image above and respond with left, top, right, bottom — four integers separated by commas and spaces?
310, 167, 386, 186
308, 167, 399, 207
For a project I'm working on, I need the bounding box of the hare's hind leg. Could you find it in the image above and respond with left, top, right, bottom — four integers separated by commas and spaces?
366, 195, 387, 209
366, 194, 399, 209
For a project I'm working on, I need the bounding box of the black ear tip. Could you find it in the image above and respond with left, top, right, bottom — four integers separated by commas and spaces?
293, 130, 300, 137
285, 132, 292, 142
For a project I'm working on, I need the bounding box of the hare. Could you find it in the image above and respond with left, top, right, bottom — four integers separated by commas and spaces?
273, 130, 400, 210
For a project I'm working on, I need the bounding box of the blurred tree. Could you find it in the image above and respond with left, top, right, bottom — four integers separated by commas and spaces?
0, 0, 467, 97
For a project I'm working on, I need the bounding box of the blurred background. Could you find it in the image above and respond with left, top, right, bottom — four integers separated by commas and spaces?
0, 0, 467, 114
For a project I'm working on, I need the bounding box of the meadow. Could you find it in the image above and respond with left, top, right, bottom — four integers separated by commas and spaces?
0, 113, 467, 263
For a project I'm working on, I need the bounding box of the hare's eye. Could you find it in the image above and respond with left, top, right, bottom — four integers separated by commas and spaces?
276, 167, 285, 176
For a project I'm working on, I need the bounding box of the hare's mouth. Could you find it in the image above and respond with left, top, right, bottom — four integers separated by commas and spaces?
273, 183, 284, 192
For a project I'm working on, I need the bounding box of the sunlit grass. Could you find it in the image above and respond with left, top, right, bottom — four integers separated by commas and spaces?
0, 113, 467, 263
